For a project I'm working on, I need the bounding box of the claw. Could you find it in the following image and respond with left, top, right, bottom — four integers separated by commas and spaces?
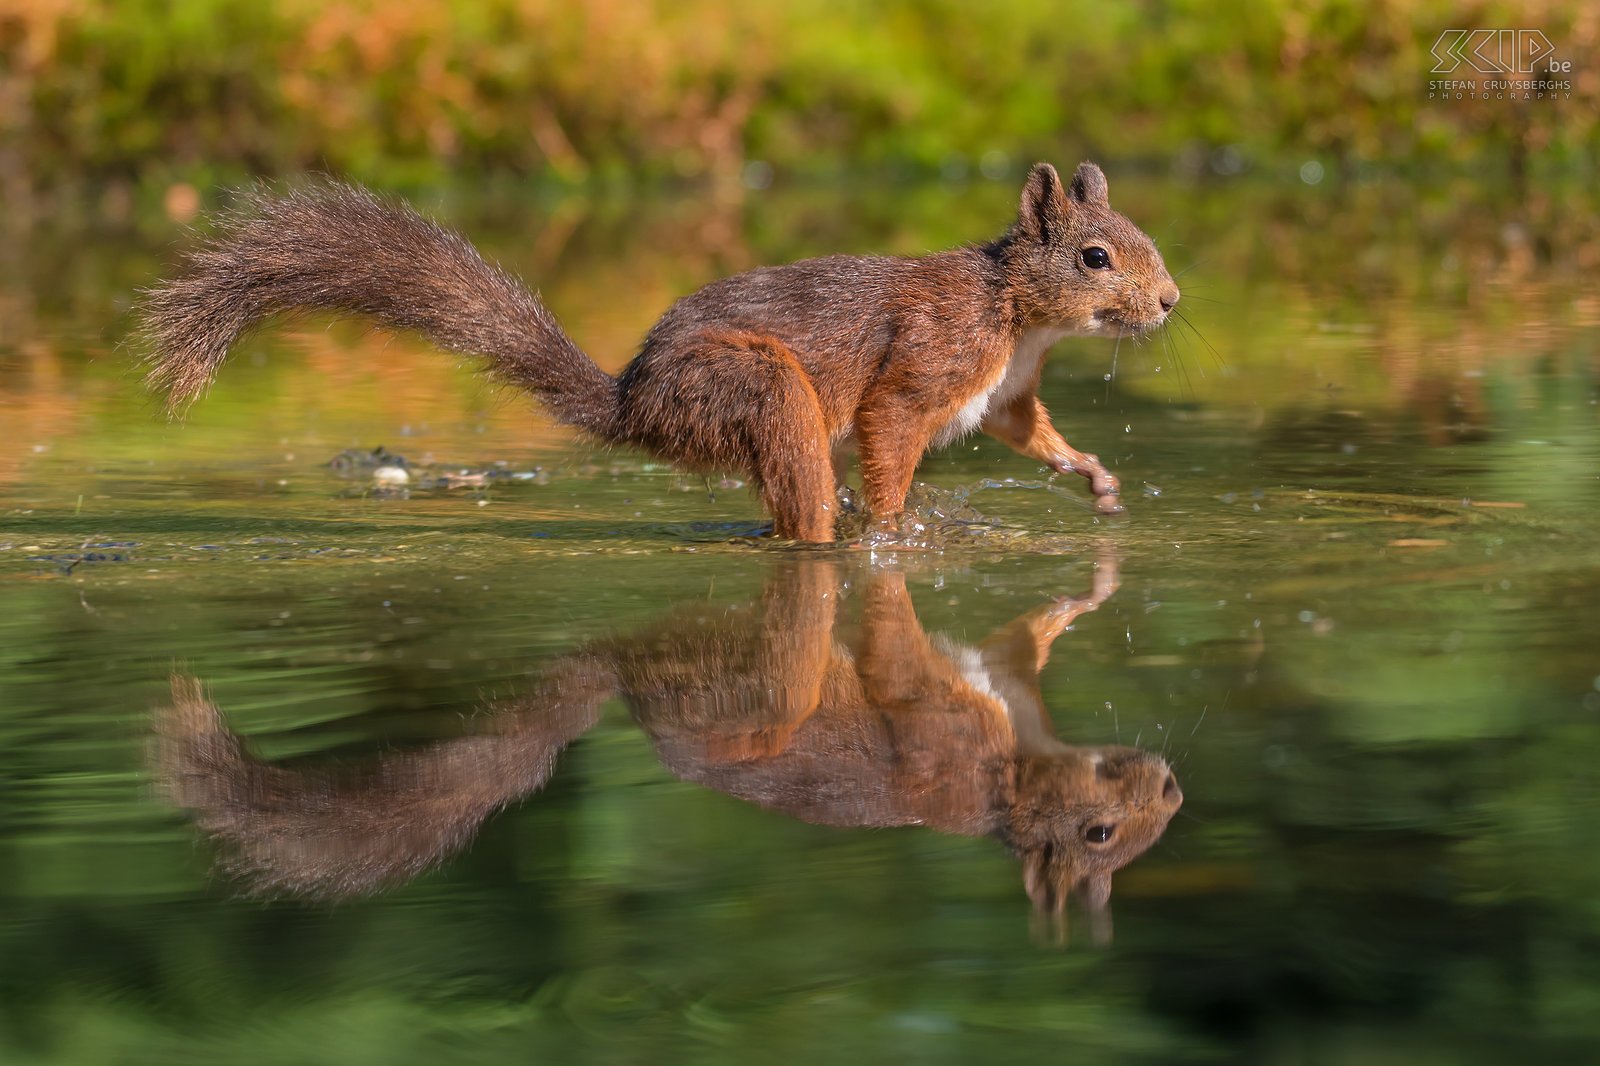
1050, 454, 1122, 509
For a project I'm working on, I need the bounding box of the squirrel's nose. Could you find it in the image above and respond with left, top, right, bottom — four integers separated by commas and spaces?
1158, 285, 1180, 313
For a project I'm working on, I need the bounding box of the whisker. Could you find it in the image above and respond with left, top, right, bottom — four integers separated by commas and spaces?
1162, 323, 1197, 396
1180, 316, 1224, 372
1107, 329, 1124, 398
1172, 309, 1225, 373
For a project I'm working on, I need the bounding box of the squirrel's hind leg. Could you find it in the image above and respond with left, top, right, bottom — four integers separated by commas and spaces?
617, 330, 836, 541
743, 348, 835, 542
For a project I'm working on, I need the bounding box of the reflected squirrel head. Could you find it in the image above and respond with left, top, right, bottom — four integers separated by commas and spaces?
1004, 161, 1179, 337
1000, 745, 1182, 915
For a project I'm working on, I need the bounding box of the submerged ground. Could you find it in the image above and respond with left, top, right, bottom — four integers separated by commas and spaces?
2, 171, 1598, 1063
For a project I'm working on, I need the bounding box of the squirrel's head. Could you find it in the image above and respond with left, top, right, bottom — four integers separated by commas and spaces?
1000, 745, 1182, 916
1004, 161, 1179, 337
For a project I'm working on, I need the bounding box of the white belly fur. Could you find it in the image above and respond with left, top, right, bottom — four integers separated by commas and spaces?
931, 635, 1072, 754
931, 327, 1067, 447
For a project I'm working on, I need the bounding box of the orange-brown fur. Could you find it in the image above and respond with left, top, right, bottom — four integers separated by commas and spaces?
140, 163, 1178, 540
157, 556, 1181, 919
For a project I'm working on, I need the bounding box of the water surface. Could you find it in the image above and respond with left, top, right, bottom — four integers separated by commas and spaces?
2, 173, 1599, 1063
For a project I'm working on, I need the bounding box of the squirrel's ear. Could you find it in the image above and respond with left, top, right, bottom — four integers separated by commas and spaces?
1018, 162, 1069, 245
1075, 870, 1112, 910
1020, 847, 1065, 914
1068, 162, 1110, 208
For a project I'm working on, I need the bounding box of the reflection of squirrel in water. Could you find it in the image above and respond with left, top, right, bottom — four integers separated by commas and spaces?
141, 163, 1178, 540
157, 554, 1181, 924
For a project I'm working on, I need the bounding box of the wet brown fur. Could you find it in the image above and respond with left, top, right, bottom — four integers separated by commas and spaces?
141, 161, 1177, 539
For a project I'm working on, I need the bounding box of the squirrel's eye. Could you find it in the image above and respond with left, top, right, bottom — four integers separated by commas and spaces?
1081, 247, 1112, 270
1084, 824, 1117, 844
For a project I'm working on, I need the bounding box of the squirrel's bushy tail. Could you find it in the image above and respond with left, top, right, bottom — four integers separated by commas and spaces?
140, 181, 619, 436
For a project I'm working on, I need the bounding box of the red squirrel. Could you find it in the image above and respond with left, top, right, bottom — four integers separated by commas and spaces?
142, 162, 1179, 540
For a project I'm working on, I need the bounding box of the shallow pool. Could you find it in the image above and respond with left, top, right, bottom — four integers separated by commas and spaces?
2, 173, 1598, 1063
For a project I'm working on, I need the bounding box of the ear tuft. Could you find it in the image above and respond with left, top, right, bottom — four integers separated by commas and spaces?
1068, 162, 1110, 207
1021, 847, 1065, 914
1018, 162, 1069, 245
1076, 871, 1112, 910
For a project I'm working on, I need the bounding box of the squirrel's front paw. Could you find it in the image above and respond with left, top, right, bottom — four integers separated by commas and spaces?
1083, 462, 1123, 513
1051, 452, 1121, 508
1078, 457, 1120, 498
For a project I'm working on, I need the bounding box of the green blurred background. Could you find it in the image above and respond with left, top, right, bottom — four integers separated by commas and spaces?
2, 0, 1595, 217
